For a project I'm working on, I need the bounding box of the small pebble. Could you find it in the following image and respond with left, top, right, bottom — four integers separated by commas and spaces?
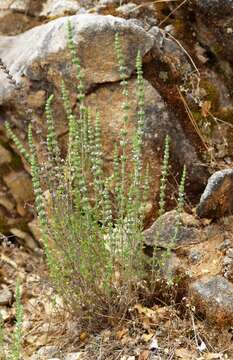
64, 352, 84, 360
226, 248, 233, 259
188, 249, 203, 264
223, 256, 233, 266
218, 239, 231, 252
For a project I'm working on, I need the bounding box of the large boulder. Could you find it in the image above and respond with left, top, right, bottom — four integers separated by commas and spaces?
0, 13, 155, 105
0, 13, 209, 243
0, 14, 207, 191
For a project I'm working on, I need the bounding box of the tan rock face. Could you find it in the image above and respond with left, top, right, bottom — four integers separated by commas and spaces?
10, 227, 39, 250
0, 144, 12, 165
85, 78, 207, 199
85, 78, 161, 195
3, 171, 34, 216
27, 90, 46, 109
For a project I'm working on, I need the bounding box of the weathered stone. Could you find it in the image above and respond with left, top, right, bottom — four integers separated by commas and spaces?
27, 90, 46, 109
149, 26, 192, 80
223, 256, 233, 266
188, 249, 203, 264
0, 192, 15, 211
116, 3, 140, 18
196, 169, 233, 219
28, 218, 41, 242
218, 239, 231, 252
3, 171, 34, 216
188, 0, 233, 64
0, 286, 12, 305
8, 0, 30, 12
143, 210, 201, 249
226, 248, 233, 259
10, 228, 39, 250
190, 275, 233, 326
85, 78, 207, 199
0, 144, 12, 165
41, 0, 82, 17
36, 345, 60, 359
160, 253, 183, 281
0, 6, 41, 36
0, 14, 154, 104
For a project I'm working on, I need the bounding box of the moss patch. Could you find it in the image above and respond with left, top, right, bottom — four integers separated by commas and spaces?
200, 80, 219, 110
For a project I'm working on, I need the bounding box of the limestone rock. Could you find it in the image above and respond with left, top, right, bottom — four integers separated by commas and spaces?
32, 345, 60, 359
190, 275, 233, 326
0, 14, 155, 104
143, 210, 201, 249
196, 169, 233, 219
3, 170, 34, 216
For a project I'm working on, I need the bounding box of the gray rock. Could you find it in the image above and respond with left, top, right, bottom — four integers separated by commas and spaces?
143, 210, 201, 249
0, 286, 12, 305
226, 248, 233, 258
188, 249, 203, 264
218, 239, 231, 251
36, 345, 60, 359
190, 275, 233, 326
196, 169, 233, 219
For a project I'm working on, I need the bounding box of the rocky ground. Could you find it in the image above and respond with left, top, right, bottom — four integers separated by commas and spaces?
0, 0, 233, 359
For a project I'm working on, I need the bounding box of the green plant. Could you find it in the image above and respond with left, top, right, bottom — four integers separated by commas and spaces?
9, 280, 23, 360
150, 138, 187, 288
150, 135, 170, 285
165, 165, 187, 286
5, 21, 187, 325
6, 24, 149, 324
0, 312, 5, 360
